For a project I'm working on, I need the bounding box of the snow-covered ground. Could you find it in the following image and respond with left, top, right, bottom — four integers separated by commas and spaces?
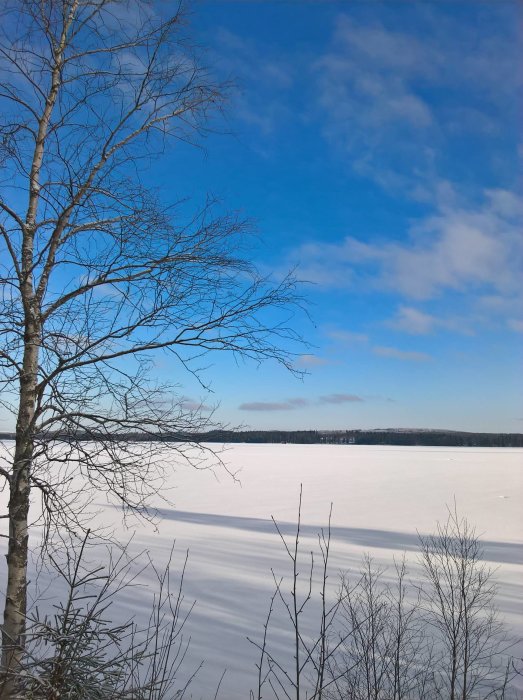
1, 444, 522, 698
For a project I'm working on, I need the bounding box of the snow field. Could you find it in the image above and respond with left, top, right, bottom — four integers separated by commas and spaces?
0, 444, 521, 698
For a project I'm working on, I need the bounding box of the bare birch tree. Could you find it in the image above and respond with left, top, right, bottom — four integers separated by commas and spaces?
0, 0, 302, 689
250, 501, 519, 700
329, 557, 435, 700
419, 510, 513, 700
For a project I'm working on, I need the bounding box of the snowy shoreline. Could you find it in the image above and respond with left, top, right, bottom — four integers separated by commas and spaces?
1, 443, 522, 698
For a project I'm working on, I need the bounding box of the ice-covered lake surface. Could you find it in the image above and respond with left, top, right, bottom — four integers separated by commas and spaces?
1, 443, 522, 698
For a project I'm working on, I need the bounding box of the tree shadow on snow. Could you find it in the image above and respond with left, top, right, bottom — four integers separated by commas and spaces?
152, 508, 523, 566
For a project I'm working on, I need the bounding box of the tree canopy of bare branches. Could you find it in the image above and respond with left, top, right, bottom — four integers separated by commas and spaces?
0, 0, 302, 689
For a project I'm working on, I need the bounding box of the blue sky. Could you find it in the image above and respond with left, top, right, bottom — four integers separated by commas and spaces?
153, 0, 522, 433
2, 1, 521, 434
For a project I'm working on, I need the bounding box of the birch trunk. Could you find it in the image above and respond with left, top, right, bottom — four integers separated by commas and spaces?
0, 4, 57, 678
1, 312, 39, 695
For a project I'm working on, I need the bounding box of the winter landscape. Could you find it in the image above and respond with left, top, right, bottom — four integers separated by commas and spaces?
1, 0, 522, 697
2, 442, 521, 698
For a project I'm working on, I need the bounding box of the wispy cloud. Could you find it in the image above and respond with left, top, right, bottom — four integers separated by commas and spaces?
212, 28, 293, 137
293, 190, 523, 318
295, 354, 331, 368
319, 393, 364, 404
325, 329, 369, 344
386, 305, 473, 336
287, 398, 310, 407
239, 393, 365, 410
239, 398, 310, 412
387, 306, 436, 335
180, 398, 213, 412
239, 401, 298, 412
373, 346, 432, 362
313, 11, 520, 193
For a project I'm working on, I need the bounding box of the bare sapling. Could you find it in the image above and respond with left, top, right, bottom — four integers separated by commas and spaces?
9, 532, 198, 699
249, 488, 353, 700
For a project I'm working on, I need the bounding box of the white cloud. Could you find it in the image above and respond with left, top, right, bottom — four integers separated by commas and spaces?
293, 190, 523, 316
313, 16, 435, 189
477, 294, 521, 314
313, 11, 520, 192
388, 196, 521, 300
486, 189, 523, 219
325, 329, 369, 344
387, 305, 474, 336
373, 346, 432, 362
508, 319, 523, 333
295, 354, 330, 368
318, 15, 434, 129
388, 306, 436, 335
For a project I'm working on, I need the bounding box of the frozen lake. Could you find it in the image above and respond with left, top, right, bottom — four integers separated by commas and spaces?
1, 443, 522, 698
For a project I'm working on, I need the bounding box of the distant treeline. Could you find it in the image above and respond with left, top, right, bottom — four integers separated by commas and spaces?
1, 429, 522, 447
188, 429, 523, 447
